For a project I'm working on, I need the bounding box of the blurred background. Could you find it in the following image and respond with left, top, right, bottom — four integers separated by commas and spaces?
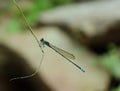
0, 0, 120, 91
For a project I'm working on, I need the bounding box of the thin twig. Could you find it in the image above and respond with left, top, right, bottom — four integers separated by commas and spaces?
10, 0, 44, 81
12, 0, 43, 52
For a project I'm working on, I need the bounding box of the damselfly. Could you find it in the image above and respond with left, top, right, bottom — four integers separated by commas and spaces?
10, 0, 85, 81
10, 38, 85, 81
40, 38, 85, 72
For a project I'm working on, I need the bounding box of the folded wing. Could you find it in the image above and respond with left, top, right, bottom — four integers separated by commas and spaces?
49, 44, 75, 60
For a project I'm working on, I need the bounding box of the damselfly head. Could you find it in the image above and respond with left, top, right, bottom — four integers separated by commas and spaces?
40, 38, 44, 42
40, 38, 45, 47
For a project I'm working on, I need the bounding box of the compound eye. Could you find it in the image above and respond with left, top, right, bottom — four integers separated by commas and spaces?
40, 38, 44, 42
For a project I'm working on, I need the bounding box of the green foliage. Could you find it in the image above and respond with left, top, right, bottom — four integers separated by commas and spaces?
7, 19, 22, 33
100, 44, 120, 79
27, 0, 73, 26
112, 86, 120, 91
27, 0, 53, 26
8, 0, 73, 32
52, 0, 73, 6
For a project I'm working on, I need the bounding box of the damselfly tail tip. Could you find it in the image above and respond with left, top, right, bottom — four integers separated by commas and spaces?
80, 68, 85, 72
